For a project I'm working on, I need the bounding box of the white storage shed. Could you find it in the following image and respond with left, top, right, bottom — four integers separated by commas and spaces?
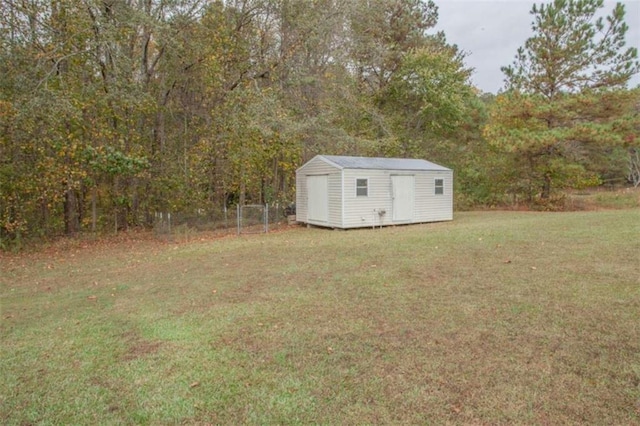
296, 155, 453, 229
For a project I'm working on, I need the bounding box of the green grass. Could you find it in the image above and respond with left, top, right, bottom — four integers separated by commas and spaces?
565, 187, 640, 210
2, 210, 640, 424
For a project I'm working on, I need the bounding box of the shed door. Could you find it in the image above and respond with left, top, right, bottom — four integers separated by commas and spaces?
307, 175, 329, 223
391, 175, 414, 221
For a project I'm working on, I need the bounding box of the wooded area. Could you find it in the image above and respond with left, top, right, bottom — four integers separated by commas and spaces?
1, 0, 639, 247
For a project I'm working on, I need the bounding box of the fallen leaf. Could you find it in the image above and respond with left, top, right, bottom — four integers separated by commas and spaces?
503, 260, 511, 264
87, 295, 97, 301
189, 381, 200, 388
530, 266, 537, 270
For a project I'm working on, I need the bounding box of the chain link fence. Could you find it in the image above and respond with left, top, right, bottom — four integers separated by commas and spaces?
153, 203, 295, 240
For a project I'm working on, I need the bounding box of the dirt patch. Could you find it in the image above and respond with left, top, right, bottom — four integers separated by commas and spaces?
120, 330, 163, 361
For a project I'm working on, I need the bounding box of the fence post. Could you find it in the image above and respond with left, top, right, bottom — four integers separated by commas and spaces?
265, 203, 269, 233
236, 204, 240, 235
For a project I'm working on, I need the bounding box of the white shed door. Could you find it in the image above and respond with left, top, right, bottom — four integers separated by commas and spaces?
392, 175, 414, 221
307, 175, 329, 223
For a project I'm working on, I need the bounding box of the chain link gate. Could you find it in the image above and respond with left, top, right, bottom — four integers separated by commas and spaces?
236, 204, 269, 235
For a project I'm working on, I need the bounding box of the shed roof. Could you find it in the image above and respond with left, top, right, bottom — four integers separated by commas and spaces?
319, 155, 451, 171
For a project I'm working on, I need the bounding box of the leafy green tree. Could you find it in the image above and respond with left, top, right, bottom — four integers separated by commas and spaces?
380, 37, 475, 156
486, 0, 640, 203
0, 0, 502, 245
343, 1, 479, 163
348, 0, 438, 91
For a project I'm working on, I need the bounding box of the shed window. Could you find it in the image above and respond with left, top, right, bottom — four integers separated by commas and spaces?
356, 178, 368, 197
435, 178, 444, 195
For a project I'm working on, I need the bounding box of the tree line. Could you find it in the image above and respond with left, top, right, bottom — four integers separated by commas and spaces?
1, 0, 639, 247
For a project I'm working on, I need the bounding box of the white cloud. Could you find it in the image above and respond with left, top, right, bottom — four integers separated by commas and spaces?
434, 0, 640, 93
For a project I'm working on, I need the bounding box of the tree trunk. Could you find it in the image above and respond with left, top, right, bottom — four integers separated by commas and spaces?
40, 197, 49, 232
239, 180, 246, 206
113, 177, 128, 231
541, 172, 552, 199
91, 186, 97, 232
130, 178, 139, 227
154, 107, 166, 155
64, 186, 79, 235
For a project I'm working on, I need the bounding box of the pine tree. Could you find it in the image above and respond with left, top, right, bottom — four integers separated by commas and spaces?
486, 0, 640, 203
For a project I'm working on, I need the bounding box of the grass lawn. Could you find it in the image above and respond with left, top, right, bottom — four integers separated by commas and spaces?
2, 210, 639, 424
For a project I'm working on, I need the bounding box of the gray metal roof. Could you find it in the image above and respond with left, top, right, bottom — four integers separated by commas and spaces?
320, 155, 451, 171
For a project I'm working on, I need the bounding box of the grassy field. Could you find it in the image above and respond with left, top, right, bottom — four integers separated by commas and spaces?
564, 187, 640, 211
2, 210, 639, 424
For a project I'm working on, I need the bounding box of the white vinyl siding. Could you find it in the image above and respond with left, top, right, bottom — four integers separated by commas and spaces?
296, 157, 342, 225
414, 171, 453, 222
296, 155, 453, 228
342, 170, 392, 228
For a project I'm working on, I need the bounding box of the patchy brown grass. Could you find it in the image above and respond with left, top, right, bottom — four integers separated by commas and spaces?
119, 330, 163, 361
565, 186, 640, 211
1, 210, 639, 424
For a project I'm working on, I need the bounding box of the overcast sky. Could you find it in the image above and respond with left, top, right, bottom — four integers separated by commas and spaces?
433, 0, 640, 93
